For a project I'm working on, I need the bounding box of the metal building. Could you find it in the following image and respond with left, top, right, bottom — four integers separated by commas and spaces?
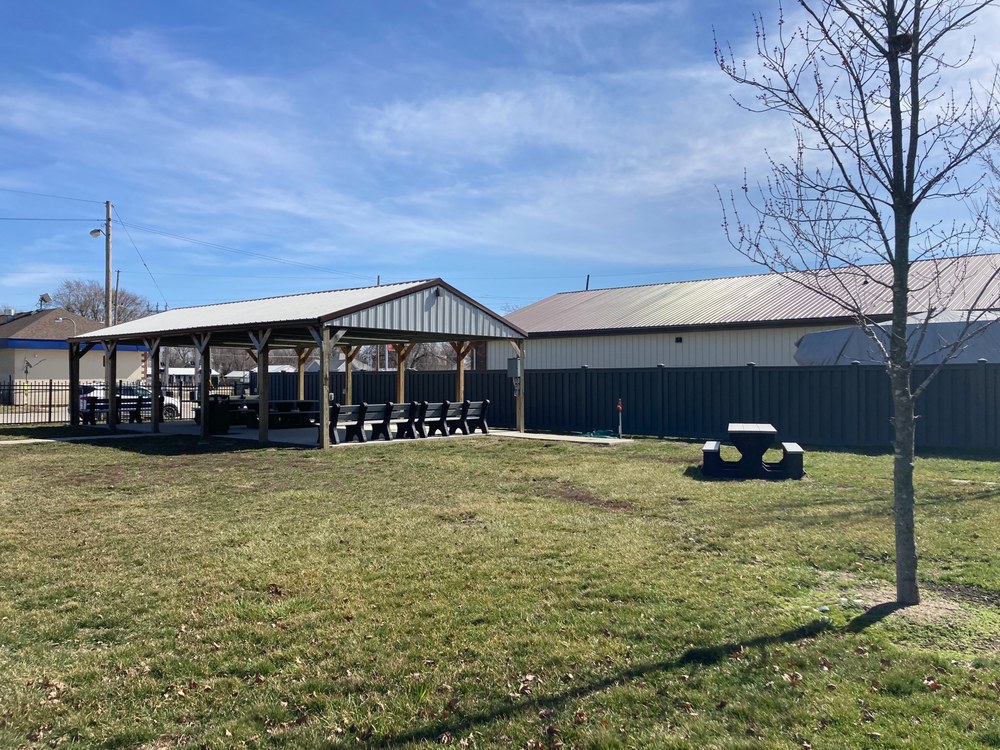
490, 255, 1000, 369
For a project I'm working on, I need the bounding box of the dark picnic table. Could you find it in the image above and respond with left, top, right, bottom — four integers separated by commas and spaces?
702, 422, 804, 480
728, 422, 778, 478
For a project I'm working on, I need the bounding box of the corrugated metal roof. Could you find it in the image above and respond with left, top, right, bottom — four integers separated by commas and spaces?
508, 255, 1000, 334
76, 279, 526, 343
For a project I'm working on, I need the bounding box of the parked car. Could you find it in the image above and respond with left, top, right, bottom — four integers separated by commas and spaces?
79, 384, 181, 421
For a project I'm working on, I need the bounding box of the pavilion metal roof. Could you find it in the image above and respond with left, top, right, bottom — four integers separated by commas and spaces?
508, 254, 1000, 335
74, 278, 526, 348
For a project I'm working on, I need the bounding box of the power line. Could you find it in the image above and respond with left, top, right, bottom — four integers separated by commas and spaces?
0, 217, 96, 221
112, 206, 170, 310
0, 187, 104, 204
120, 221, 374, 281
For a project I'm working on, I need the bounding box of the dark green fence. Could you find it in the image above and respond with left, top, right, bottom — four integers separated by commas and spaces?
263, 362, 1000, 450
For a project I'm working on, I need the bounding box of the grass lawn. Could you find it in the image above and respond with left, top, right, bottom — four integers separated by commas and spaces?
0, 429, 998, 749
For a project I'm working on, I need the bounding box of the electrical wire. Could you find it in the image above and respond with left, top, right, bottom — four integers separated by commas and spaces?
120, 221, 375, 281
112, 206, 170, 310
0, 187, 104, 204
0, 217, 96, 221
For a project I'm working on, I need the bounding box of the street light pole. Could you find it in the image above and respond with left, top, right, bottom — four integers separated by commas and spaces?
104, 200, 112, 327
89, 201, 115, 431
90, 200, 113, 327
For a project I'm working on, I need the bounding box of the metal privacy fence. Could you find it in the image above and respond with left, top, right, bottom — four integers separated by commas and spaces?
268, 362, 999, 451
6, 364, 994, 451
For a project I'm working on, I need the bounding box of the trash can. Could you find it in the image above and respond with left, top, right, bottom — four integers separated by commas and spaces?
205, 399, 230, 434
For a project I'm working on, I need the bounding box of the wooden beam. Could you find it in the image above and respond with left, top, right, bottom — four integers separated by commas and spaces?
450, 341, 474, 402
144, 338, 162, 434
394, 343, 415, 404
307, 326, 348, 445
190, 333, 213, 439
340, 344, 361, 405
319, 328, 331, 448
249, 330, 272, 445
295, 346, 315, 400
105, 340, 118, 432
199, 345, 212, 439
509, 340, 526, 433
69, 343, 81, 426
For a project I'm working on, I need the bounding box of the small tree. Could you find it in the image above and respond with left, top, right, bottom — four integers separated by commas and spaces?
717, 0, 1000, 604
53, 279, 154, 324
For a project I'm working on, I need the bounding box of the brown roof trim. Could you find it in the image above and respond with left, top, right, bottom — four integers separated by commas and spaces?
521, 315, 890, 339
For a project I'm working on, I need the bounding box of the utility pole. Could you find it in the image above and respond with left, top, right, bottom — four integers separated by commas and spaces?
104, 200, 113, 327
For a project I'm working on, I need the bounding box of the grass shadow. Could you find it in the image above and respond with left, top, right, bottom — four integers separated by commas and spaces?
376, 620, 833, 748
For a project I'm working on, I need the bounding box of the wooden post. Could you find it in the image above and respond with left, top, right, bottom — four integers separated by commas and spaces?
259, 348, 269, 443
105, 340, 118, 432
450, 341, 474, 402
319, 330, 330, 448
200, 346, 212, 437
394, 343, 415, 404
69, 343, 80, 426
295, 346, 314, 400
340, 345, 360, 405
146, 338, 162, 433
509, 339, 526, 433
310, 327, 346, 449
192, 334, 212, 438
249, 329, 272, 445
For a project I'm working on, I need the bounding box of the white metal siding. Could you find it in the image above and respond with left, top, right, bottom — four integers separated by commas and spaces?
486, 325, 839, 369
330, 287, 521, 339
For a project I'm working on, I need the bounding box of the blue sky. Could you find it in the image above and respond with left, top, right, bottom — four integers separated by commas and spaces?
1, 1, 795, 315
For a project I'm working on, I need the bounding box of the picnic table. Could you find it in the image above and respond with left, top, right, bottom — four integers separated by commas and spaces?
702, 422, 804, 480
728, 423, 778, 477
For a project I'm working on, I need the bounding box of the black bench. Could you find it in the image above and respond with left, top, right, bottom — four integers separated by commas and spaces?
81, 397, 144, 425
417, 401, 452, 438
448, 399, 490, 435
329, 402, 368, 444
327, 400, 492, 445
370, 401, 422, 441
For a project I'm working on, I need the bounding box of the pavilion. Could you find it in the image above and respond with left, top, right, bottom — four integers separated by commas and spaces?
68, 279, 527, 447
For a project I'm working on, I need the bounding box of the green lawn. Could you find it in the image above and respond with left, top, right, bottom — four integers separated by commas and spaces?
0, 430, 998, 749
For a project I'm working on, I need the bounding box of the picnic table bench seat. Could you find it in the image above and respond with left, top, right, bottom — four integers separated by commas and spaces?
81, 397, 145, 425
327, 399, 491, 444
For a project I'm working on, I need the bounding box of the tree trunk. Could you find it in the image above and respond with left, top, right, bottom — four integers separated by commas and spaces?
891, 365, 920, 605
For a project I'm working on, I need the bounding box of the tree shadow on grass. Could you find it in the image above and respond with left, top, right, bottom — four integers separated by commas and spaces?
375, 605, 910, 747
375, 620, 840, 748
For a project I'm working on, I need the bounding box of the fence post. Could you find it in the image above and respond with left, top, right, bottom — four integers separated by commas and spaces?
657, 364, 666, 438
744, 363, 757, 422
977, 358, 989, 448
48, 379, 54, 423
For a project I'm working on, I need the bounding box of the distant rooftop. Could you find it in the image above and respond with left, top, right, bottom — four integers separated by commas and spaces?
507, 255, 1000, 335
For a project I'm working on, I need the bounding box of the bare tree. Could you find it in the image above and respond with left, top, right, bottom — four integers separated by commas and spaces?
53, 279, 154, 324
212, 347, 257, 376
717, 0, 1000, 604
